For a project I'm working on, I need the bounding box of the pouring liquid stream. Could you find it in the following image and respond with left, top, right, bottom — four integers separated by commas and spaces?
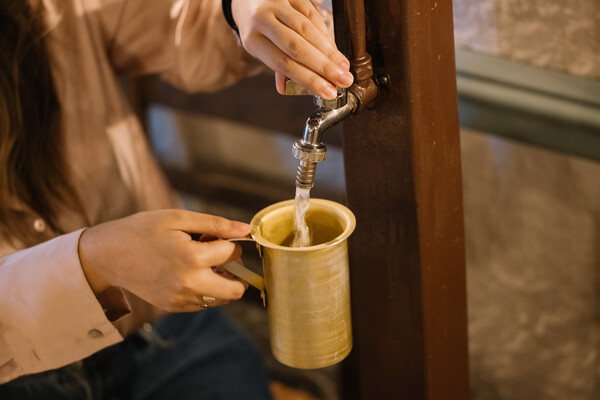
291, 187, 312, 247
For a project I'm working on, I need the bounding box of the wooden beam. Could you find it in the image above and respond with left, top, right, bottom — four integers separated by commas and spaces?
337, 0, 470, 399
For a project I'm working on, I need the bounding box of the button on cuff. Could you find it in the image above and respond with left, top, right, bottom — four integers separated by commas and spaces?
87, 329, 104, 339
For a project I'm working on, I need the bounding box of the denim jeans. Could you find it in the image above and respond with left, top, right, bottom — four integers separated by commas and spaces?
0, 309, 273, 400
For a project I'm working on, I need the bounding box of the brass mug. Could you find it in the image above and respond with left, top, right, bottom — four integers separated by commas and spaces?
224, 198, 356, 369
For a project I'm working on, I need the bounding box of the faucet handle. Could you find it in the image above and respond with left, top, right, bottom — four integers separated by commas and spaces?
284, 80, 313, 96
314, 88, 347, 109
285, 80, 348, 110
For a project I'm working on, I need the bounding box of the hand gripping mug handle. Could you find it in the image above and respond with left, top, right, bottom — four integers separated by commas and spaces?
222, 237, 266, 307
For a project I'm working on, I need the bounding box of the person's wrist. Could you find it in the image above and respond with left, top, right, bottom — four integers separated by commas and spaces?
222, 0, 239, 34
78, 227, 112, 294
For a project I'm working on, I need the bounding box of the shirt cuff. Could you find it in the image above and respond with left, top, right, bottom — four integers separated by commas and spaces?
0, 229, 125, 381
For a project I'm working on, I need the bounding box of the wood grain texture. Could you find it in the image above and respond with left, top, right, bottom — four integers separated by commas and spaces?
335, 0, 470, 398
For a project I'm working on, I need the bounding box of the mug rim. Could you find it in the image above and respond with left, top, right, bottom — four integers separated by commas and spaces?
250, 198, 356, 251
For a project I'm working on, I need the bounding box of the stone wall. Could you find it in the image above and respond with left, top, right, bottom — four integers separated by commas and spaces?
461, 129, 600, 400
453, 1, 600, 399
453, 0, 600, 79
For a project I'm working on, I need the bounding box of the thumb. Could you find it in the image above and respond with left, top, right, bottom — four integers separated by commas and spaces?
174, 211, 250, 239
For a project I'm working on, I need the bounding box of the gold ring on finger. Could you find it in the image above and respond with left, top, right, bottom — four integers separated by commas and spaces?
200, 295, 217, 308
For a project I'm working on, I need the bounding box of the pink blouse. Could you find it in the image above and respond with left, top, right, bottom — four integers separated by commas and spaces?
0, 0, 262, 384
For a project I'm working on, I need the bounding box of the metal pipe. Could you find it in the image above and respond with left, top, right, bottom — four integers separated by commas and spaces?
342, 0, 379, 109
344, 0, 368, 65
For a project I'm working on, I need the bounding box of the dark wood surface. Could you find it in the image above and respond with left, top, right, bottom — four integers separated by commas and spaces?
336, 0, 470, 399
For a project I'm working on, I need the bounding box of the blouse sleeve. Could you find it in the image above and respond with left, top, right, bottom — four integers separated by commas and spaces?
0, 230, 126, 384
98, 0, 264, 92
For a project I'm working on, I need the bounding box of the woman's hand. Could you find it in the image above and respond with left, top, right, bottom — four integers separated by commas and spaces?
78, 210, 250, 312
232, 0, 353, 99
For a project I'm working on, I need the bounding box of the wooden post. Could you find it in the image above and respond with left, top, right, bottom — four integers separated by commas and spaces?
335, 0, 470, 398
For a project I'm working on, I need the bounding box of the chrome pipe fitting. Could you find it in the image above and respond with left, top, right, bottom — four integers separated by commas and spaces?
293, 89, 357, 189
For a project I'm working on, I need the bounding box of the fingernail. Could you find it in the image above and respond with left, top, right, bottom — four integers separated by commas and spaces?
338, 71, 354, 87
322, 85, 338, 99
338, 58, 350, 69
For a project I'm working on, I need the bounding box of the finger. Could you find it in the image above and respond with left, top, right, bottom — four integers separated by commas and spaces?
260, 18, 353, 90
192, 267, 247, 300
249, 35, 338, 99
196, 295, 230, 309
275, 72, 288, 94
289, 0, 333, 41
274, 10, 349, 70
172, 211, 250, 239
167, 281, 235, 313
191, 239, 243, 268
213, 264, 250, 290
198, 233, 217, 242
179, 298, 231, 313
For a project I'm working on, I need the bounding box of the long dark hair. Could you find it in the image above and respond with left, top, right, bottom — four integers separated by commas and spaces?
0, 0, 76, 244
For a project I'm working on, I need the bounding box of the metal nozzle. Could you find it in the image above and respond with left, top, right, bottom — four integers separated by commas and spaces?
295, 160, 317, 189
292, 141, 327, 163
292, 141, 327, 189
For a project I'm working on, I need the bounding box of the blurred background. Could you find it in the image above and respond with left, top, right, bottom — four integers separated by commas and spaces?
131, 0, 600, 399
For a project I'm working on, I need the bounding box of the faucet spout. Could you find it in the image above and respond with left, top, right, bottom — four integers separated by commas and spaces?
301, 103, 353, 145
293, 89, 358, 189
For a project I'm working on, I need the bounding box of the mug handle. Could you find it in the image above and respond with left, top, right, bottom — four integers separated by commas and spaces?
223, 238, 266, 307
